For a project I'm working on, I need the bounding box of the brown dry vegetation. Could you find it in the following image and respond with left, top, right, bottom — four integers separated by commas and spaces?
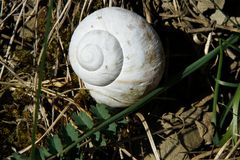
0, 0, 240, 159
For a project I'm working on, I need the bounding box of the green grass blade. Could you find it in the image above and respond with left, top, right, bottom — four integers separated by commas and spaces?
219, 82, 240, 145
211, 39, 224, 144
220, 83, 240, 127
55, 34, 239, 157
220, 82, 240, 145
228, 43, 240, 52
219, 123, 232, 146
30, 0, 53, 159
220, 97, 234, 128
214, 79, 239, 88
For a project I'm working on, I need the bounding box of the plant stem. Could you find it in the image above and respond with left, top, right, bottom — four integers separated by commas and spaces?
30, 0, 53, 159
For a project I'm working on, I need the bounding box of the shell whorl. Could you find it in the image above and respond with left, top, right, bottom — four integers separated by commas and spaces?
71, 30, 123, 86
69, 7, 165, 107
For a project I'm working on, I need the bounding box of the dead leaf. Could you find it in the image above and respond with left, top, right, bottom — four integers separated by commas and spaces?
159, 133, 190, 160
178, 107, 203, 124
197, 0, 225, 13
210, 10, 226, 24
195, 121, 208, 138
145, 107, 214, 159
181, 127, 203, 150
197, 0, 215, 13
201, 112, 215, 144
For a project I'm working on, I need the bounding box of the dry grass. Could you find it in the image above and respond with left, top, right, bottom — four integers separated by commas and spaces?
0, 0, 239, 159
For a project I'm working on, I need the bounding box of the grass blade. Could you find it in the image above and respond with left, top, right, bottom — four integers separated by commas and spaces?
30, 0, 53, 159
232, 83, 240, 143
211, 39, 224, 144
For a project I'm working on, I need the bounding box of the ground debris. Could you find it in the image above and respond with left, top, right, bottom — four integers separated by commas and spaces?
145, 106, 215, 160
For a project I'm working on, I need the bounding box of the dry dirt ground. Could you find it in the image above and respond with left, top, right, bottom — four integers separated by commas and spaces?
0, 0, 240, 159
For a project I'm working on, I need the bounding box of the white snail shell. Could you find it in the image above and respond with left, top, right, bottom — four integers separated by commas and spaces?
69, 7, 165, 107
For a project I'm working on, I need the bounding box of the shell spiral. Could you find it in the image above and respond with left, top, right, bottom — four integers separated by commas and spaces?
69, 7, 165, 107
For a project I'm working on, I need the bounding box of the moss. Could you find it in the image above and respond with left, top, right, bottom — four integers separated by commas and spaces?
15, 121, 31, 149
12, 48, 34, 74
92, 0, 103, 11
0, 104, 32, 152
11, 88, 32, 106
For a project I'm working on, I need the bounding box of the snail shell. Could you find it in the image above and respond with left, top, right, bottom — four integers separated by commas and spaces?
69, 7, 165, 107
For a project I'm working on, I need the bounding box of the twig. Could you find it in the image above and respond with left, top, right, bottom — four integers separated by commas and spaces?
191, 148, 220, 160
142, 0, 153, 23
225, 136, 240, 159
204, 32, 213, 54
216, 25, 240, 33
16, 0, 40, 35
86, 0, 94, 13
37, 0, 72, 65
214, 138, 231, 159
136, 112, 160, 160
0, 0, 28, 80
0, 56, 28, 85
186, 27, 215, 33
109, 0, 113, 7
79, 0, 89, 22
1, 33, 32, 47
0, 1, 23, 27
119, 147, 138, 160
